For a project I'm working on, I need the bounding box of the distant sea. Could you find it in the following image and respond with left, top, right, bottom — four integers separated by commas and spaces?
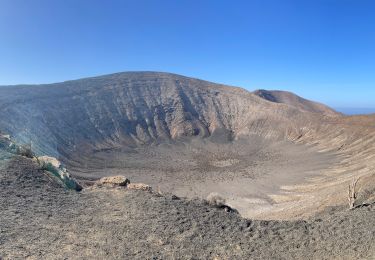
335, 107, 375, 115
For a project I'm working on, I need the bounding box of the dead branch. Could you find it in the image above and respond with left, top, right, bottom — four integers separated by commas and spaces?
348, 177, 360, 209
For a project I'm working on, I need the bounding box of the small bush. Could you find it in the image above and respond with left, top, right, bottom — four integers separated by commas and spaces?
206, 192, 238, 213
348, 177, 360, 209
17, 144, 34, 158
206, 192, 226, 207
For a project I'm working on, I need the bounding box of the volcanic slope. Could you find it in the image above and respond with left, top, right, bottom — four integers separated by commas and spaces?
0, 72, 374, 219
0, 72, 337, 157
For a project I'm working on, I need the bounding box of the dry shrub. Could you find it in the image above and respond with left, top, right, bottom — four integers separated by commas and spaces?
206, 192, 226, 207
18, 144, 34, 158
348, 177, 360, 209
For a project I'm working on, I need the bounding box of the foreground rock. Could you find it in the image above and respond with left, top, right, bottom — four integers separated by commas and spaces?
37, 155, 61, 168
127, 182, 152, 191
97, 175, 130, 187
37, 156, 82, 191
95, 176, 151, 191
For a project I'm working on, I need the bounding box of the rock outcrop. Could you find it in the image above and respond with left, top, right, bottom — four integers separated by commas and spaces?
37, 155, 61, 168
36, 156, 82, 191
97, 175, 130, 187
127, 182, 152, 191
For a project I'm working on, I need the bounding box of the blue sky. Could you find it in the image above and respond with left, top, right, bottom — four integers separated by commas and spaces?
0, 0, 374, 110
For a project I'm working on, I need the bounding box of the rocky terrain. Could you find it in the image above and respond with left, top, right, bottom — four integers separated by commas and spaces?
0, 72, 374, 258
0, 72, 373, 219
0, 156, 374, 259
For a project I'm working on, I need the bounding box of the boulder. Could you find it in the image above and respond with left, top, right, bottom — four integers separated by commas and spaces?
98, 176, 130, 187
37, 156, 82, 191
37, 156, 61, 168
127, 183, 152, 191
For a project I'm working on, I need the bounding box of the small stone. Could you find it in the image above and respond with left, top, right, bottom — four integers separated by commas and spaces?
171, 195, 180, 200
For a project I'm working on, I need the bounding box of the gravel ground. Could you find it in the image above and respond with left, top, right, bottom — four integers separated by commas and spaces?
1, 156, 374, 259
68, 138, 337, 219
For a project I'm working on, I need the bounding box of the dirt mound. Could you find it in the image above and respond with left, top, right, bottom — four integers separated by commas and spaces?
0, 157, 374, 259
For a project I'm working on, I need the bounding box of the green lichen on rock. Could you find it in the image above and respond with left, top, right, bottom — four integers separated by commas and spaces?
37, 158, 82, 191
0, 134, 81, 191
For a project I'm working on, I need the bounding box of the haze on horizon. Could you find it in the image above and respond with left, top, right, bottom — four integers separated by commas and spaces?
0, 0, 374, 113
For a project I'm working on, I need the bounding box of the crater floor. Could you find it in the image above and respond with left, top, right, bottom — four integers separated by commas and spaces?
68, 137, 339, 219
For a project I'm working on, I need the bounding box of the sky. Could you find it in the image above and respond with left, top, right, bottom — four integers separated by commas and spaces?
0, 0, 374, 111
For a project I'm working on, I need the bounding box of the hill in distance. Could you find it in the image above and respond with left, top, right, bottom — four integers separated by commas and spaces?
253, 89, 341, 116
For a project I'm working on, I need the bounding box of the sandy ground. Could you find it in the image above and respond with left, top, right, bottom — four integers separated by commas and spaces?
1, 156, 374, 259
67, 137, 339, 219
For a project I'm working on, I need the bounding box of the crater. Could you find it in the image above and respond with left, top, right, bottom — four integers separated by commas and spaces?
0, 72, 373, 220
